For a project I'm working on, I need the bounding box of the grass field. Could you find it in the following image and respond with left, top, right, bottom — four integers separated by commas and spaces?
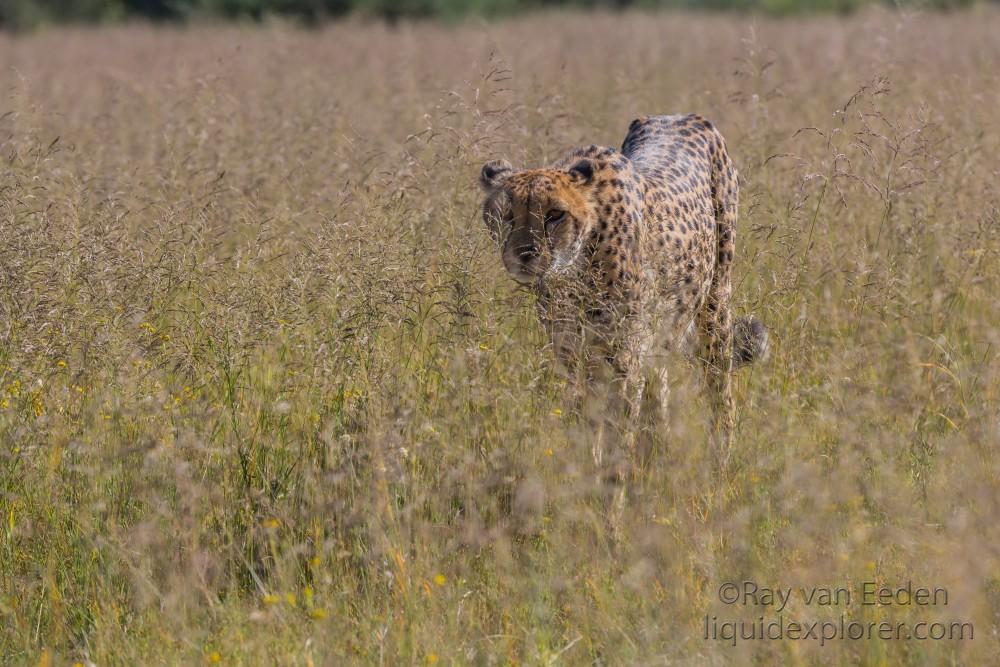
1, 7, 999, 665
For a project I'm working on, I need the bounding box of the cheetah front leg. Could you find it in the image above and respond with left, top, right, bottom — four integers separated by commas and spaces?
556, 306, 646, 542
600, 325, 647, 465
637, 364, 669, 470
593, 330, 649, 542
584, 354, 640, 473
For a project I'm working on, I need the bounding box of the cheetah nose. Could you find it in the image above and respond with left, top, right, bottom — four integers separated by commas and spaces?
515, 244, 539, 261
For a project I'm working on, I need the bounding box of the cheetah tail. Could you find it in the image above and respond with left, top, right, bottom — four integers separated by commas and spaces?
732, 316, 769, 369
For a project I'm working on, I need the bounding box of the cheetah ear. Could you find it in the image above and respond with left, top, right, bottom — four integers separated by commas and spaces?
480, 159, 513, 190
568, 159, 594, 184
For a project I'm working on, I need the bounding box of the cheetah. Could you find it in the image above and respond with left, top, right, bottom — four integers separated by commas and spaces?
480, 114, 768, 465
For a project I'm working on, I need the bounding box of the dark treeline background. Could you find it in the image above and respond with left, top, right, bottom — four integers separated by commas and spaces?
0, 0, 983, 30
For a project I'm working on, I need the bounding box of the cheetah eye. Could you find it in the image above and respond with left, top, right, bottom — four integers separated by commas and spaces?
544, 209, 566, 229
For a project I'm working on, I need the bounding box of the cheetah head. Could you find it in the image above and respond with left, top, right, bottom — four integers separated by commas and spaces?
479, 158, 596, 285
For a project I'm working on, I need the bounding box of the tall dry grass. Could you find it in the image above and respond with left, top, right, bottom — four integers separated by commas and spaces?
1, 8, 999, 665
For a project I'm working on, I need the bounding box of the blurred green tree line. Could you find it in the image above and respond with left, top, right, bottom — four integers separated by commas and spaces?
0, 0, 982, 31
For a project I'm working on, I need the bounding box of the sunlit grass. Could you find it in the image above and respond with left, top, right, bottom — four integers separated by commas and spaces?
1, 8, 999, 665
